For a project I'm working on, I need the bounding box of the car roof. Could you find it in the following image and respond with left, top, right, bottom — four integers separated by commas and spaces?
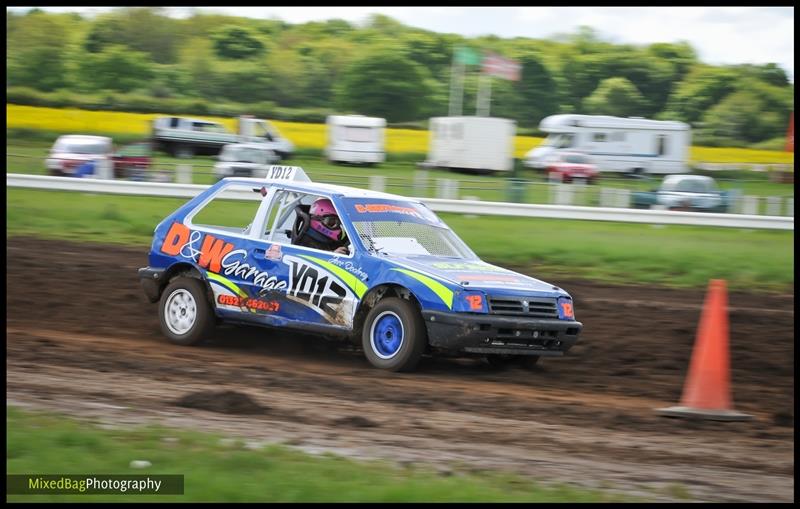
222, 143, 275, 150
663, 174, 712, 183
56, 135, 111, 143
221, 177, 416, 201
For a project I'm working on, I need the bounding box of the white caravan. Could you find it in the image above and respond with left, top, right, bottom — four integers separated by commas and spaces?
325, 115, 386, 165
523, 114, 690, 175
423, 116, 516, 173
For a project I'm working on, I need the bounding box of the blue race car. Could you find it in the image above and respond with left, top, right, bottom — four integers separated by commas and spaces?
138, 166, 582, 371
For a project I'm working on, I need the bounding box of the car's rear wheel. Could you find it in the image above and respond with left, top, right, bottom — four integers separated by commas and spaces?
362, 297, 426, 372
158, 277, 215, 346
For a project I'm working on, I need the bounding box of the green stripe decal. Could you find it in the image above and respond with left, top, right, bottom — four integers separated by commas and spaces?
206, 271, 248, 299
299, 255, 368, 299
391, 268, 453, 310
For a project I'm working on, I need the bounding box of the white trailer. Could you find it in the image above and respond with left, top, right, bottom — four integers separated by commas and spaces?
423, 116, 516, 173
325, 115, 386, 165
523, 114, 690, 176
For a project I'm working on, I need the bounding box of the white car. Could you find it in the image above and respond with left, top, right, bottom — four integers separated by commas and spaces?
45, 135, 112, 176
213, 143, 281, 180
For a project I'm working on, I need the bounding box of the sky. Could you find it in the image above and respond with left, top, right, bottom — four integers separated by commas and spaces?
7, 6, 795, 82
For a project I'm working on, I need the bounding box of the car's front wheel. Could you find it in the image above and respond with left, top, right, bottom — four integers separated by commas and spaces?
362, 297, 426, 372
158, 277, 215, 346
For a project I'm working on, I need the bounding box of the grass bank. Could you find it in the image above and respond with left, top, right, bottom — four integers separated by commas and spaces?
7, 406, 632, 502
7, 188, 793, 292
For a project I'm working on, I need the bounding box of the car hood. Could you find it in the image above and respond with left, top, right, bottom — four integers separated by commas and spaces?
525, 146, 553, 160
388, 256, 566, 297
553, 163, 595, 171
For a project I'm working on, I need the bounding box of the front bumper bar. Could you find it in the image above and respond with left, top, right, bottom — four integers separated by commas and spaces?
422, 310, 582, 356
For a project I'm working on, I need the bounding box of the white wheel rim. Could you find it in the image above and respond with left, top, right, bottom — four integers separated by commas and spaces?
165, 288, 197, 336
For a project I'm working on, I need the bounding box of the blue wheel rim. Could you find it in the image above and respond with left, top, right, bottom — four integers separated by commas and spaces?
370, 311, 404, 359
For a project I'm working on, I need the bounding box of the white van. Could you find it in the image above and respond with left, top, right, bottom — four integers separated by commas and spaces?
325, 115, 386, 165
523, 114, 690, 176
423, 116, 516, 173
151, 115, 294, 160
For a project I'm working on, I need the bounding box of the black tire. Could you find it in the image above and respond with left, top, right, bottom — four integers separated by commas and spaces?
362, 297, 427, 372
158, 277, 216, 346
175, 145, 194, 159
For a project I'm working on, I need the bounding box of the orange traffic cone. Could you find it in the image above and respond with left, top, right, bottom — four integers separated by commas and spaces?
657, 279, 752, 421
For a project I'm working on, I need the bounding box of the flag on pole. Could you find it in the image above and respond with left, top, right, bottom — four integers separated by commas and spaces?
481, 52, 521, 81
455, 46, 481, 66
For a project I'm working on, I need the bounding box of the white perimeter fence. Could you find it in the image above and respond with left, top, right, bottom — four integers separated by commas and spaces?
7, 174, 793, 231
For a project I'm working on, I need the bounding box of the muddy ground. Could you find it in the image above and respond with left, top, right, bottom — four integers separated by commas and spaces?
6, 236, 794, 502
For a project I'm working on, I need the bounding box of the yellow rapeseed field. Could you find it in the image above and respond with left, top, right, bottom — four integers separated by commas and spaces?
7, 104, 794, 164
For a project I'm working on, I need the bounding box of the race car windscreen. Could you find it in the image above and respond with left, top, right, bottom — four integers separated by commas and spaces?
341, 198, 477, 259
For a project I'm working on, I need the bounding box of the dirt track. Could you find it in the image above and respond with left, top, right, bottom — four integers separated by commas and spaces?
6, 236, 794, 502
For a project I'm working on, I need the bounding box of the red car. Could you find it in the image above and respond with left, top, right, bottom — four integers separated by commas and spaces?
544, 152, 599, 184
112, 141, 153, 180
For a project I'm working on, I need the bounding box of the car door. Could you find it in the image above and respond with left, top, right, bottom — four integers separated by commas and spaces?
182, 181, 285, 325
254, 189, 362, 331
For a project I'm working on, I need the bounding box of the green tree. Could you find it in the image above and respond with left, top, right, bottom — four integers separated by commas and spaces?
646, 41, 697, 83
661, 65, 738, 123
6, 10, 74, 91
733, 63, 790, 88
512, 54, 560, 127
265, 48, 317, 108
583, 77, 647, 117
82, 8, 180, 63
211, 61, 274, 103
364, 14, 407, 37
401, 31, 452, 78
697, 90, 769, 144
336, 47, 433, 122
211, 25, 266, 60
84, 16, 124, 53
77, 45, 155, 92
8, 47, 69, 91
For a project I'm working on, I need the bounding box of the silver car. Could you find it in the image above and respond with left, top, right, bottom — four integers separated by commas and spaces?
213, 143, 281, 180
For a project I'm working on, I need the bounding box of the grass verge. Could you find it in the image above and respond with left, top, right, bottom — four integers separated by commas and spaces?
7, 406, 634, 502
6, 188, 793, 292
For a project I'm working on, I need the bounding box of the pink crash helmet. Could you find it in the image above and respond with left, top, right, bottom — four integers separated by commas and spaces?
309, 198, 345, 241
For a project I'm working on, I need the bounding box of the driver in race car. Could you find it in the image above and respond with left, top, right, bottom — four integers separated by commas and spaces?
294, 197, 349, 255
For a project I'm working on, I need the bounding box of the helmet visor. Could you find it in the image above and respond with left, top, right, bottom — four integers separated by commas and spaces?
314, 214, 341, 230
